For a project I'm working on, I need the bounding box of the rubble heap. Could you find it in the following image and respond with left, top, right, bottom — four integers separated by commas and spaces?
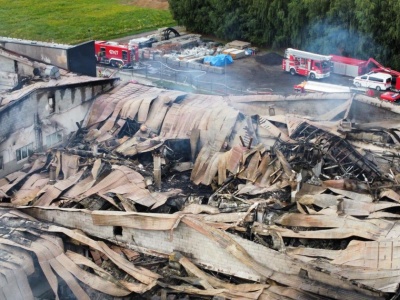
1, 82, 400, 299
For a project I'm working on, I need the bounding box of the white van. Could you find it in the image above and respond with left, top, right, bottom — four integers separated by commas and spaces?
353, 72, 392, 91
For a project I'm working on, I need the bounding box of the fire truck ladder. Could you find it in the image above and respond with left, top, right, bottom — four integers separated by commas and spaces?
285, 48, 332, 61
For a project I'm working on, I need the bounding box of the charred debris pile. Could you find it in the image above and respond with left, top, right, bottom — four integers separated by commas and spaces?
2, 82, 400, 299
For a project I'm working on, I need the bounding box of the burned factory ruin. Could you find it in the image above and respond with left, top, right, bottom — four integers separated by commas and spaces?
2, 37, 400, 300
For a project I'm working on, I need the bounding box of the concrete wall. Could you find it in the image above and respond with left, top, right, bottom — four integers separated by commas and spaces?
0, 38, 96, 77
0, 55, 15, 73
24, 208, 268, 282
228, 94, 351, 118
350, 95, 400, 123
0, 50, 42, 91
0, 71, 18, 91
17, 63, 35, 78
0, 56, 18, 91
1, 42, 68, 69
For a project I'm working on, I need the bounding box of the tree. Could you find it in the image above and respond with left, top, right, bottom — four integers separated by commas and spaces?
266, 0, 289, 49
168, 0, 213, 33
167, 0, 400, 69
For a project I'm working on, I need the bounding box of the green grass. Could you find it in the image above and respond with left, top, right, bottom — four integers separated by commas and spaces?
0, 0, 175, 45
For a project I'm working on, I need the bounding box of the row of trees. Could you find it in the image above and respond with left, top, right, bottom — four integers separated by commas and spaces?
168, 0, 400, 69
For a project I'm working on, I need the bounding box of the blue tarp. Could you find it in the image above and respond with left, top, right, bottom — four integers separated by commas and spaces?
203, 54, 233, 67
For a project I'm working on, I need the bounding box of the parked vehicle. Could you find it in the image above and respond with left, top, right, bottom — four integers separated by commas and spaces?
294, 81, 352, 93
364, 58, 400, 91
330, 55, 400, 91
353, 72, 392, 91
94, 28, 180, 68
282, 48, 332, 80
330, 55, 367, 77
380, 91, 400, 102
95, 41, 139, 68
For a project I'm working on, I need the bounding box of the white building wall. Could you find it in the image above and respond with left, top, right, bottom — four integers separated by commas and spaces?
0, 81, 114, 177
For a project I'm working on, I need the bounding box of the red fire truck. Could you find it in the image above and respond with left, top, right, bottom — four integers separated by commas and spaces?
330, 55, 367, 77
330, 55, 400, 91
95, 41, 139, 68
282, 48, 332, 79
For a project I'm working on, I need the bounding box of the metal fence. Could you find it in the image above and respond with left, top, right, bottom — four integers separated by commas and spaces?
97, 60, 272, 96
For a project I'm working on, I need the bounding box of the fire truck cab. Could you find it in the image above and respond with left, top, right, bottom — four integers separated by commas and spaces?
95, 41, 139, 68
283, 48, 332, 80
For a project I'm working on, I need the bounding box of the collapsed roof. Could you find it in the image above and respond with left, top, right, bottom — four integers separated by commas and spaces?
1, 81, 400, 299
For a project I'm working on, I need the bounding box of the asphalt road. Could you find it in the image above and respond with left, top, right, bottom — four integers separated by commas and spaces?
205, 55, 355, 94
132, 55, 355, 95
108, 31, 357, 95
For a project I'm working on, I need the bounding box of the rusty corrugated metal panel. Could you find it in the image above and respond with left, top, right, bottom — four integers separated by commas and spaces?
33, 169, 85, 206
98, 87, 160, 134
115, 136, 140, 156
299, 193, 400, 217
332, 240, 400, 270
0, 209, 160, 298
86, 83, 153, 128
274, 213, 390, 240
80, 169, 132, 199
189, 100, 240, 184
106, 181, 163, 208
63, 176, 96, 199
145, 90, 187, 132
12, 174, 48, 206
137, 90, 164, 123
380, 189, 400, 202
116, 136, 163, 156
285, 114, 344, 137
1, 172, 28, 194
240, 151, 262, 182
159, 94, 227, 139
61, 153, 80, 179
120, 96, 143, 119
227, 146, 247, 174
259, 118, 294, 142
182, 215, 376, 299
84, 92, 116, 127
124, 187, 156, 207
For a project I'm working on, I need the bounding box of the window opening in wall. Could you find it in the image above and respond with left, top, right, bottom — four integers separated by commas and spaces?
48, 94, 55, 113
16, 143, 34, 161
46, 131, 63, 147
269, 106, 275, 116
113, 226, 123, 236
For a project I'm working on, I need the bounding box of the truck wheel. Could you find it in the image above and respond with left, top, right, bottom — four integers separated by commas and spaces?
376, 86, 381, 91
309, 73, 316, 80
290, 69, 296, 76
